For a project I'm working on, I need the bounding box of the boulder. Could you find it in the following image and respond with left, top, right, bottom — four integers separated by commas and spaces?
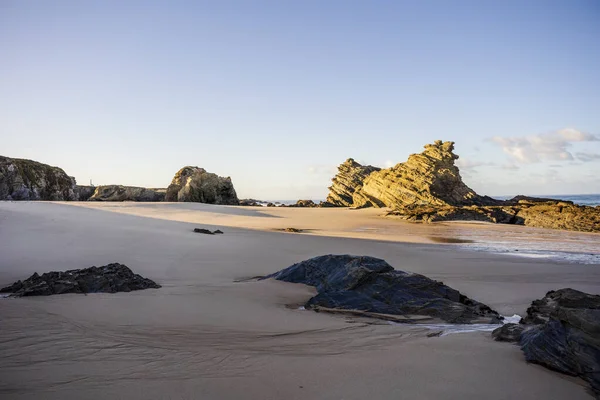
165, 166, 239, 205
88, 185, 166, 202
263, 255, 502, 324
0, 155, 77, 200
493, 289, 600, 396
0, 263, 161, 297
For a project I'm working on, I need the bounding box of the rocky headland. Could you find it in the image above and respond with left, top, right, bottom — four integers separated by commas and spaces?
324, 141, 600, 233
0, 156, 78, 201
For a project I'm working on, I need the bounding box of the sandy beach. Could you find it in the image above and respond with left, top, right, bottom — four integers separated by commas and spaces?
1, 201, 599, 399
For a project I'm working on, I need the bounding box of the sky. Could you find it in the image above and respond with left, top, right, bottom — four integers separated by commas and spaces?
1, 0, 599, 199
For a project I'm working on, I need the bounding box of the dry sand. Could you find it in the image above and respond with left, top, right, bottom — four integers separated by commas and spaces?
1, 201, 599, 399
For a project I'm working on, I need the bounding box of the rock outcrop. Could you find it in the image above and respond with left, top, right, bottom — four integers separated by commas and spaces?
387, 199, 600, 233
0, 156, 77, 200
165, 166, 239, 205
491, 289, 600, 397
327, 159, 380, 207
263, 255, 502, 324
0, 263, 161, 297
88, 185, 166, 202
323, 141, 599, 232
326, 141, 495, 208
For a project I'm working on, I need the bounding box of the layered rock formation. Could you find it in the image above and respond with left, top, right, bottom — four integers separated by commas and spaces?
88, 185, 166, 202
324, 141, 599, 232
492, 289, 600, 397
165, 166, 239, 204
0, 263, 161, 297
0, 156, 77, 201
327, 159, 380, 206
263, 255, 502, 324
326, 141, 495, 208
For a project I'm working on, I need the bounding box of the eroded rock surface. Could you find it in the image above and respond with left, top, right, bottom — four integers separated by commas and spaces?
492, 289, 600, 396
326, 159, 380, 207
325, 141, 495, 208
88, 185, 166, 202
166, 166, 239, 204
263, 255, 501, 324
0, 263, 161, 297
0, 155, 77, 200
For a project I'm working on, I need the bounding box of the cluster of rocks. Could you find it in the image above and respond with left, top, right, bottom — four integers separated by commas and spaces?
492, 289, 600, 397
387, 196, 599, 232
323, 140, 599, 233
0, 156, 239, 205
263, 255, 502, 324
0, 263, 161, 297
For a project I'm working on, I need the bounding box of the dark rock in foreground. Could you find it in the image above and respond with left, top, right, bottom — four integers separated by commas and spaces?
0, 263, 161, 297
515, 289, 600, 396
264, 255, 501, 324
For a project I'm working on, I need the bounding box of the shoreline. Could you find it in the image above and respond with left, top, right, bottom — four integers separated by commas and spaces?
61, 201, 600, 264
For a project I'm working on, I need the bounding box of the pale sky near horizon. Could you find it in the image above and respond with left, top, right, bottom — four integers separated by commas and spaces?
1, 0, 599, 199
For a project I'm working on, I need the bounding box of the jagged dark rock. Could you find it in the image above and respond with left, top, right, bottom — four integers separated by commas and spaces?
193, 228, 224, 234
87, 185, 166, 202
0, 263, 161, 297
492, 289, 600, 396
492, 323, 526, 342
0, 155, 77, 200
166, 166, 239, 204
263, 255, 502, 324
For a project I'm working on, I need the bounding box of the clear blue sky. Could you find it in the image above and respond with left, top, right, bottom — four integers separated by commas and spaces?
2, 0, 599, 199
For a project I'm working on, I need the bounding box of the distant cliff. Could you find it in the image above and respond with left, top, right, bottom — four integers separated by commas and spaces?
0, 156, 77, 201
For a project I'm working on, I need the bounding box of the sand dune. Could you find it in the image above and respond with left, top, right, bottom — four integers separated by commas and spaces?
0, 202, 598, 399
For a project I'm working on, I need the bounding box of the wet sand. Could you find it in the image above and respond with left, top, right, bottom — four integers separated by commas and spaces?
1, 202, 599, 399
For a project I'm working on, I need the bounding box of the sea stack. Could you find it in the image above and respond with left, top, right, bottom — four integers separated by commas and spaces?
165, 166, 239, 204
